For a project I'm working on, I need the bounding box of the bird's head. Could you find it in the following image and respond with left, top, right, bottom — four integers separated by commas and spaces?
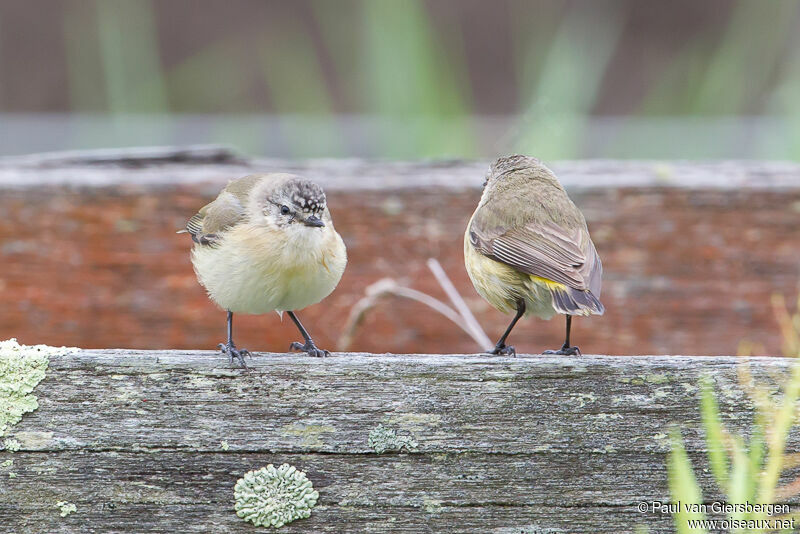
253, 175, 328, 229
482, 154, 544, 190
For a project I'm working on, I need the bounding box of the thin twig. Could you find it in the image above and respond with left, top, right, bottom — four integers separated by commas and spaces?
336, 278, 489, 352
426, 258, 491, 349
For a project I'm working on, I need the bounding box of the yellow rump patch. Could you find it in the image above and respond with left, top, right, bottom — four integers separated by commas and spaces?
530, 275, 567, 291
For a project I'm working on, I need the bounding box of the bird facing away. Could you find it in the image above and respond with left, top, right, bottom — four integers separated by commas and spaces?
464, 155, 604, 356
182, 173, 347, 366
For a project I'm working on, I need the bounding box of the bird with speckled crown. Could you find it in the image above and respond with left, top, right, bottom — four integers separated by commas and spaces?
464, 155, 604, 356
181, 173, 347, 367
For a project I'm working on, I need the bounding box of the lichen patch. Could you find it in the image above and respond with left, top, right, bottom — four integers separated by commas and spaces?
368, 424, 418, 454
0, 338, 77, 439
13, 431, 53, 449
422, 496, 443, 514
385, 413, 441, 427
572, 392, 597, 407
56, 501, 76, 517
281, 422, 335, 448
234, 464, 319, 528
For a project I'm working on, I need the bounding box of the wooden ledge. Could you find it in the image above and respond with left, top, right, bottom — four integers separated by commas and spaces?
1, 350, 794, 533
2, 147, 800, 191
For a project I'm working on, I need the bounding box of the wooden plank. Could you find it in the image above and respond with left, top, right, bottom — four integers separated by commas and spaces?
1, 351, 796, 532
1, 146, 800, 190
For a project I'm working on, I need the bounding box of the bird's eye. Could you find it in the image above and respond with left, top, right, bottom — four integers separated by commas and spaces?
280, 205, 290, 215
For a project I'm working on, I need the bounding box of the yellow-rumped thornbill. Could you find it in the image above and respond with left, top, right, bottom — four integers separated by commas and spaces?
180, 174, 347, 367
464, 155, 604, 356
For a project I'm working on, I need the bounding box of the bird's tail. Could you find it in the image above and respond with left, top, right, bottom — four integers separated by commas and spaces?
551, 286, 604, 316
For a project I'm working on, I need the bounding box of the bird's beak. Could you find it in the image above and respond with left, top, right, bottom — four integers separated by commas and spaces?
303, 215, 325, 228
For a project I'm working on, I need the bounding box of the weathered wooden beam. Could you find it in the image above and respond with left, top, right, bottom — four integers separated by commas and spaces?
1, 145, 800, 190
1, 350, 796, 533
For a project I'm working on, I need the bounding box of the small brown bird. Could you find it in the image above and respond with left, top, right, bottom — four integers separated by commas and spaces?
464, 155, 604, 356
181, 173, 347, 367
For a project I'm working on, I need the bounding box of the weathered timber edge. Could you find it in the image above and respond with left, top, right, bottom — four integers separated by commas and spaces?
2, 145, 800, 190
1, 350, 796, 533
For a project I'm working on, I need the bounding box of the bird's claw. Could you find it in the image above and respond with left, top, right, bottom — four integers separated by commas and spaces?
289, 341, 330, 358
543, 344, 582, 356
488, 344, 516, 357
218, 342, 250, 369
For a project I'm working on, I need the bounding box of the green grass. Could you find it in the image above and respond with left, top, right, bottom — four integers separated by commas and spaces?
94, 0, 168, 113
54, 0, 800, 159
513, 1, 624, 159
666, 293, 800, 533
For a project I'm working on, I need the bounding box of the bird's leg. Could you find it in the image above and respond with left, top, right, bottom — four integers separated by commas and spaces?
489, 300, 526, 356
217, 311, 250, 368
543, 315, 582, 356
287, 311, 330, 357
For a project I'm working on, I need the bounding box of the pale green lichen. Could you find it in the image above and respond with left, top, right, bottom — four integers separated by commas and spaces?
619, 377, 646, 386
3, 438, 20, 452
645, 373, 671, 384
281, 422, 335, 448
0, 338, 76, 439
422, 496, 443, 514
220, 440, 230, 451
234, 464, 318, 528
8, 472, 16, 478
572, 392, 597, 407
681, 382, 699, 393
653, 388, 670, 399
1, 459, 12, 468
13, 430, 53, 449
368, 424, 418, 454
56, 501, 76, 517
386, 413, 441, 427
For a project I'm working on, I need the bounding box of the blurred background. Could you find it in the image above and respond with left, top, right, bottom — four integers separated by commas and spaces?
1, 0, 800, 357
2, 0, 800, 159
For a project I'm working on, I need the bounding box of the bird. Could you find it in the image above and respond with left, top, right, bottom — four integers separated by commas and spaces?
180, 173, 347, 367
464, 155, 604, 356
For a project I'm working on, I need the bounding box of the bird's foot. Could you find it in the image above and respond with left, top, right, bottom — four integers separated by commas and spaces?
218, 342, 251, 369
543, 344, 582, 356
289, 340, 330, 358
488, 343, 516, 357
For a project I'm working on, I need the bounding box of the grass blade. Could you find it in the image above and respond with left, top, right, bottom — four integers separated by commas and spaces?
667, 427, 707, 534
700, 377, 729, 489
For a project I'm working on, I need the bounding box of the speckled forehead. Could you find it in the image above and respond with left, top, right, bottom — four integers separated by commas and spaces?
288, 181, 326, 212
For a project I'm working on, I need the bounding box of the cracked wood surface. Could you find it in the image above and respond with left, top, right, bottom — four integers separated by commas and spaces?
1, 350, 796, 533
2, 145, 800, 190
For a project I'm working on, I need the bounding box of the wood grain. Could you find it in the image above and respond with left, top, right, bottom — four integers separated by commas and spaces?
1, 145, 800, 190
2, 350, 796, 533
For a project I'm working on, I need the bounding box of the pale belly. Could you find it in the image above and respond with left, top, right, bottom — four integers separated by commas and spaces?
191, 224, 347, 314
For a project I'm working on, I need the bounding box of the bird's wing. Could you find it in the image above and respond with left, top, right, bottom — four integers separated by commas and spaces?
582, 234, 603, 297
182, 175, 264, 244
469, 206, 601, 295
